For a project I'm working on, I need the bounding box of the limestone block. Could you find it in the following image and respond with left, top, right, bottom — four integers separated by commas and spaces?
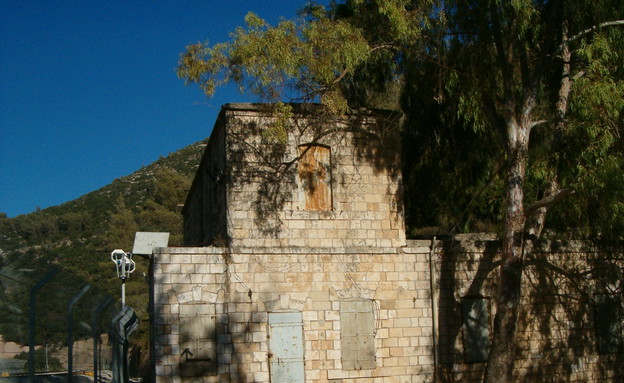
170, 254, 191, 264
176, 291, 194, 304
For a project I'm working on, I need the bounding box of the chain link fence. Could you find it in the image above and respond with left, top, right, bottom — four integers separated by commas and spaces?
0, 254, 123, 382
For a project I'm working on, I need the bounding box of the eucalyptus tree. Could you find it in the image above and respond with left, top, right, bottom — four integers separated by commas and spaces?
177, 1, 624, 381
442, 2, 623, 381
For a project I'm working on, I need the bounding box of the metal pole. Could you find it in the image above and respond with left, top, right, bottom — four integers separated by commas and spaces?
92, 296, 113, 383
67, 284, 91, 383
29, 269, 59, 383
110, 249, 135, 383
121, 279, 126, 308
429, 236, 440, 382
111, 309, 125, 383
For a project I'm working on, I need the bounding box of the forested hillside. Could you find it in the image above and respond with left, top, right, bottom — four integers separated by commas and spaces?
0, 139, 206, 372
1, 139, 205, 255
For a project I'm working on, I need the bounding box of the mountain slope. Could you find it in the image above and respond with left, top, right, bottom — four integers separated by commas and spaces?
0, 139, 207, 370
0, 139, 206, 253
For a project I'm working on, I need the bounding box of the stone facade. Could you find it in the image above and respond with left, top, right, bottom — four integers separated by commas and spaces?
152, 103, 623, 382
433, 235, 623, 382
182, 103, 405, 249
151, 238, 624, 383
151, 245, 435, 383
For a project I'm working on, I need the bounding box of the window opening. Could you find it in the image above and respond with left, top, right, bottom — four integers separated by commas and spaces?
298, 144, 332, 211
594, 294, 624, 354
461, 297, 491, 363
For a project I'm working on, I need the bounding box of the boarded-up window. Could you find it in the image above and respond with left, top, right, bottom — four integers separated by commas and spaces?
461, 297, 491, 363
594, 294, 624, 354
179, 304, 217, 376
340, 299, 376, 370
298, 144, 332, 211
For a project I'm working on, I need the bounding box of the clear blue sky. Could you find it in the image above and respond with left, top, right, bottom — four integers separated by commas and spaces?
1, 0, 313, 218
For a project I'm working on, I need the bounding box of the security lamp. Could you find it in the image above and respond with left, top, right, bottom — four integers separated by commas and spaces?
111, 249, 135, 280
111, 249, 125, 263
111, 249, 136, 309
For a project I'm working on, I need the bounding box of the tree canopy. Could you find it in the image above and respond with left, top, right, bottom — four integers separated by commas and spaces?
178, 0, 623, 239
178, 1, 623, 381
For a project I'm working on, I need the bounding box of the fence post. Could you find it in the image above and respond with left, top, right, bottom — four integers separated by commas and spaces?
92, 296, 113, 383
29, 269, 59, 383
67, 284, 91, 383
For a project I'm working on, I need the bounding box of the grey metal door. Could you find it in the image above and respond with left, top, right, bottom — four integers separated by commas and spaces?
268, 312, 305, 382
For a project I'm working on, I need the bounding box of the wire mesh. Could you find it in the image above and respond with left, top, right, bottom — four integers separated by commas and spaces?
0, 253, 121, 382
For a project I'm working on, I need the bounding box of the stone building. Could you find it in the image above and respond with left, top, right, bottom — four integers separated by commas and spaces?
150, 103, 623, 383
181, 103, 405, 250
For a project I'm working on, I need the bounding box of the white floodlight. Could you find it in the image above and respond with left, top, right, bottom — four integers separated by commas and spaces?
111, 249, 136, 307
111, 249, 135, 280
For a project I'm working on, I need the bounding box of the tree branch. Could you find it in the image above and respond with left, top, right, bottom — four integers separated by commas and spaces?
572, 70, 586, 81
370, 43, 399, 52
489, 2, 513, 107
530, 120, 549, 129
333, 68, 350, 84
332, 43, 400, 85
526, 188, 574, 218
566, 20, 624, 46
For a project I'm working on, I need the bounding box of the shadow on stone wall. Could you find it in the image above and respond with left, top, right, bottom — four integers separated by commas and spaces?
227, 114, 293, 238
436, 239, 499, 382
151, 253, 264, 383
435, 239, 624, 382
518, 244, 624, 381
225, 104, 403, 240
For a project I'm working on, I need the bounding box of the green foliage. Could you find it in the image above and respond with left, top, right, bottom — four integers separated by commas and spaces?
0, 249, 117, 349
176, 1, 624, 240
416, 1, 624, 240
545, 30, 624, 238
136, 167, 191, 245
0, 141, 201, 364
261, 102, 293, 144
107, 196, 139, 250
177, 6, 374, 112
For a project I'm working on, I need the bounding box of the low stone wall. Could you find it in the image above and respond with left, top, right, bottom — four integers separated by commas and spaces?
151, 238, 623, 383
0, 337, 27, 360
433, 236, 624, 382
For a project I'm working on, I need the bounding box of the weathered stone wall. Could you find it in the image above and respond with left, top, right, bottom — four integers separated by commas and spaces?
433, 236, 624, 382
171, 103, 622, 383
0, 337, 28, 359
182, 113, 228, 246
183, 104, 405, 249
151, 244, 434, 383
151, 239, 623, 383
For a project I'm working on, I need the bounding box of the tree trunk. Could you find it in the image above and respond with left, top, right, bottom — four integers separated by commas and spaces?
484, 118, 529, 383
